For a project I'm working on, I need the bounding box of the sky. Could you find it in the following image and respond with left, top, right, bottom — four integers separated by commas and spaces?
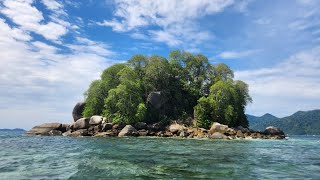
0, 0, 319, 129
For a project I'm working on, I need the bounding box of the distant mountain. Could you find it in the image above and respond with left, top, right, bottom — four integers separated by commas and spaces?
0, 128, 25, 131
247, 110, 320, 135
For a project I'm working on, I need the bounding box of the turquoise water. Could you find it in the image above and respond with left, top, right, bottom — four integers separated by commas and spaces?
0, 131, 320, 179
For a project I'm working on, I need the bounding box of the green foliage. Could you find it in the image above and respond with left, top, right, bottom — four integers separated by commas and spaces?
83, 50, 252, 128
83, 63, 126, 117
103, 68, 146, 124
194, 80, 250, 128
83, 80, 105, 117
194, 97, 213, 129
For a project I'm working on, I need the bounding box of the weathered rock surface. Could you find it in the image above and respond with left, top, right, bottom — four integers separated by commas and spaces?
118, 125, 138, 137
169, 123, 185, 134
236, 130, 244, 138
89, 116, 103, 125
26, 123, 65, 136
209, 122, 229, 134
209, 132, 228, 139
147, 91, 168, 109
264, 126, 285, 136
72, 102, 86, 122
73, 118, 90, 130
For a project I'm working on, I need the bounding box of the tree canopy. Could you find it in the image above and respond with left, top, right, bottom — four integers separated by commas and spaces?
83, 50, 252, 127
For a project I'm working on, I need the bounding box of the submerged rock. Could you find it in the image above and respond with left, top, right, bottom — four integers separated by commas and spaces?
72, 102, 85, 122
118, 125, 138, 137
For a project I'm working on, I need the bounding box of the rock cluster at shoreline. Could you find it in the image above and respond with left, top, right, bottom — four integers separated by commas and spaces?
26, 117, 286, 140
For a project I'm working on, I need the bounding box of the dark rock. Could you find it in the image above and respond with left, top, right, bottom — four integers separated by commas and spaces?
61, 124, 70, 132
73, 118, 90, 130
113, 122, 126, 130
26, 123, 63, 136
89, 116, 103, 125
147, 123, 165, 132
102, 123, 113, 131
147, 91, 169, 109
72, 102, 86, 122
134, 122, 147, 130
118, 125, 138, 137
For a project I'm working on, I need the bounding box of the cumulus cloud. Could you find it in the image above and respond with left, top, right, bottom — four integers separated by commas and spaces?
235, 47, 320, 116
0, 0, 67, 41
97, 0, 237, 48
0, 2, 116, 129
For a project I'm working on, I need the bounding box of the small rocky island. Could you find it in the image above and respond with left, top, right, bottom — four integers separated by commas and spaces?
27, 102, 286, 140
27, 51, 286, 140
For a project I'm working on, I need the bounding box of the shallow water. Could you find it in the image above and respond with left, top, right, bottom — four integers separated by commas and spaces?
0, 131, 319, 179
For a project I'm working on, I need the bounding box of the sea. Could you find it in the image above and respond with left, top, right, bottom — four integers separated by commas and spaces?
0, 130, 319, 179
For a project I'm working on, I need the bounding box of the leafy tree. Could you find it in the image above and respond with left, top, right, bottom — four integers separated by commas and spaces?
103, 67, 146, 124
213, 63, 234, 82
83, 63, 126, 117
83, 51, 252, 128
83, 80, 105, 117
194, 80, 251, 128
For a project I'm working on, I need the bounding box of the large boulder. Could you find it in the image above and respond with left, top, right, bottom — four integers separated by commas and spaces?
102, 123, 113, 131
209, 132, 228, 139
118, 125, 138, 137
169, 123, 185, 134
26, 123, 64, 136
209, 122, 229, 134
89, 116, 103, 125
134, 122, 147, 130
73, 118, 90, 130
72, 102, 86, 122
264, 126, 285, 136
147, 91, 168, 109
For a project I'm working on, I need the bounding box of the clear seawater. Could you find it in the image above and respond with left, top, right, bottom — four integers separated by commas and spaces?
0, 131, 320, 179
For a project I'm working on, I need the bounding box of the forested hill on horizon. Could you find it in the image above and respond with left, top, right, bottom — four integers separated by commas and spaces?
247, 110, 320, 135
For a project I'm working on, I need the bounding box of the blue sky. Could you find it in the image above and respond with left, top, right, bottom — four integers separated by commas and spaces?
0, 0, 319, 129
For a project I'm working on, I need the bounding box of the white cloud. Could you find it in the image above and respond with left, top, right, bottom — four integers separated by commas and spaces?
0, 1, 116, 129
0, 0, 67, 41
235, 47, 320, 116
218, 49, 261, 59
97, 0, 236, 47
